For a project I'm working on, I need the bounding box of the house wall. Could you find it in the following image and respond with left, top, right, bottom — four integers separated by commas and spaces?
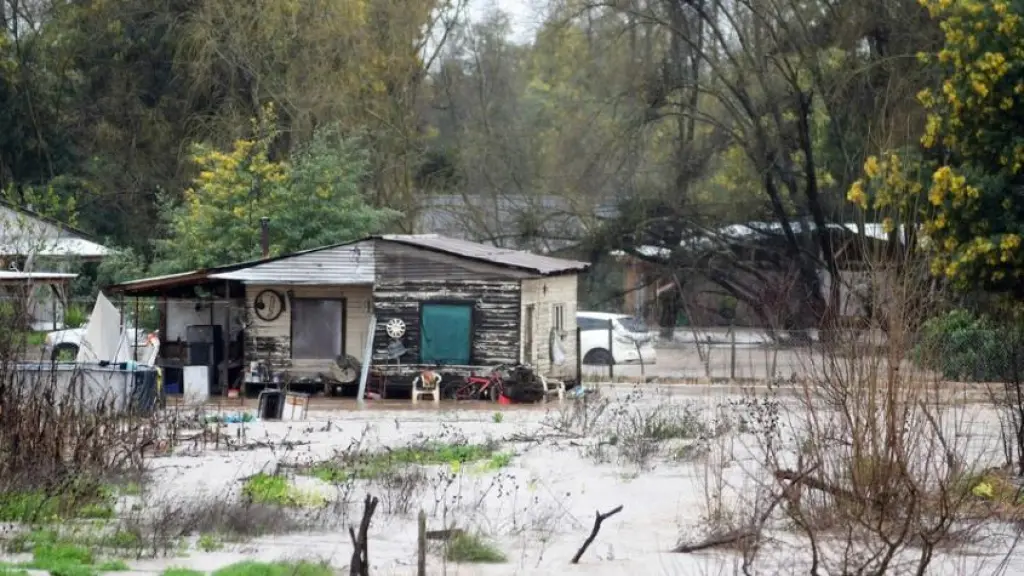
372, 280, 521, 367
244, 284, 373, 375
520, 274, 579, 380
369, 242, 525, 371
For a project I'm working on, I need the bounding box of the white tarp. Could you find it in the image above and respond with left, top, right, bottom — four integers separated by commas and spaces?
76, 292, 122, 363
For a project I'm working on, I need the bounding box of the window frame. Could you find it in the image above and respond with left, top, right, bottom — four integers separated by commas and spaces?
552, 303, 565, 332
289, 297, 346, 360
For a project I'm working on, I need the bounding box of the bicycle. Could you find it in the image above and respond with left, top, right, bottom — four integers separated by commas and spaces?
444, 364, 509, 401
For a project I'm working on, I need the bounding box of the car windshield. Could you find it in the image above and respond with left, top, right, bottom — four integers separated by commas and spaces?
617, 317, 649, 334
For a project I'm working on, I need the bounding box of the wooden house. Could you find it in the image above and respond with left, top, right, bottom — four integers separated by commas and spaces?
107, 235, 589, 395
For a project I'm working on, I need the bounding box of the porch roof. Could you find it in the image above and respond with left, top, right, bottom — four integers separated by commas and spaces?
105, 266, 249, 298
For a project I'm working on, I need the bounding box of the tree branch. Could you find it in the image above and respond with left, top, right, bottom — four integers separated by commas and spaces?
571, 505, 624, 564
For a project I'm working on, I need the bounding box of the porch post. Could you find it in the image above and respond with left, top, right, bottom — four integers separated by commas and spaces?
134, 297, 140, 362
222, 280, 231, 397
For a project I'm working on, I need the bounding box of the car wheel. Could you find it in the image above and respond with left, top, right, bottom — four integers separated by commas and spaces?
583, 348, 613, 365
51, 343, 79, 362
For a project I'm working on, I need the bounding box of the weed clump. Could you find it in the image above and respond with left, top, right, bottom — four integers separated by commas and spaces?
0, 480, 116, 523
444, 532, 506, 563
306, 441, 510, 483
197, 533, 223, 552
212, 561, 333, 576
241, 474, 325, 508
161, 569, 205, 576
4, 540, 130, 576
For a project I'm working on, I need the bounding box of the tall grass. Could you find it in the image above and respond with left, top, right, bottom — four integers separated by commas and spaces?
0, 294, 151, 506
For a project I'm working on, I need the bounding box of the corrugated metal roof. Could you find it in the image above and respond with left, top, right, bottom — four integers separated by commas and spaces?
210, 241, 375, 285
105, 260, 258, 295
381, 234, 589, 276
0, 237, 111, 259
0, 271, 77, 281
107, 234, 589, 294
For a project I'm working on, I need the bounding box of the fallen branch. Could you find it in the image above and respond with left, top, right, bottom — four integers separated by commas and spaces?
349, 494, 379, 576
571, 505, 623, 564
774, 468, 888, 510
674, 465, 819, 554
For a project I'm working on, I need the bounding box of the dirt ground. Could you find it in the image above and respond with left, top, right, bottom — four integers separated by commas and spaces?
582, 343, 812, 381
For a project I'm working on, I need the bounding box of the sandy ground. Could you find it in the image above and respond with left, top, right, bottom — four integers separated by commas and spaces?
4, 383, 1021, 575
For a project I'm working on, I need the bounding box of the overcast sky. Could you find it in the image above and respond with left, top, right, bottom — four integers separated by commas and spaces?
466, 0, 546, 43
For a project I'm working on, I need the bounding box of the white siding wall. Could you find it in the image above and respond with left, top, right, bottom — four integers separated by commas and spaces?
520, 274, 578, 380
245, 284, 373, 374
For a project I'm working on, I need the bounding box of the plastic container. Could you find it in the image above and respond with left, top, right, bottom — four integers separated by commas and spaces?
258, 389, 285, 420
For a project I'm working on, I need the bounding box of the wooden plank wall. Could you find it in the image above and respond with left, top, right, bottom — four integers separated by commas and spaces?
372, 280, 521, 367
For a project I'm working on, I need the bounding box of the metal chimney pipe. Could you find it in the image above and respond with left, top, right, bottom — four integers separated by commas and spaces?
260, 217, 270, 258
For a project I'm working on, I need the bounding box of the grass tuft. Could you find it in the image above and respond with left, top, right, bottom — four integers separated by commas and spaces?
212, 561, 333, 576
241, 474, 325, 508
445, 532, 506, 564
0, 482, 115, 523
197, 533, 224, 552
161, 569, 205, 576
306, 441, 508, 483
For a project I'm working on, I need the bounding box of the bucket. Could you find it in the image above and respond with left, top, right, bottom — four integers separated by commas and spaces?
257, 390, 285, 420
497, 395, 512, 405
282, 392, 309, 421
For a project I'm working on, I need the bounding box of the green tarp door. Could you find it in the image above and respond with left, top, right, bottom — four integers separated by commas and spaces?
420, 303, 473, 365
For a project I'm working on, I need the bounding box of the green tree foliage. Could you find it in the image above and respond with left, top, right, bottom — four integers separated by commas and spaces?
155, 108, 397, 271
0, 0, 454, 253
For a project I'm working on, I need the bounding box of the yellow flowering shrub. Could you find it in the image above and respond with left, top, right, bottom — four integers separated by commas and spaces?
853, 0, 1024, 292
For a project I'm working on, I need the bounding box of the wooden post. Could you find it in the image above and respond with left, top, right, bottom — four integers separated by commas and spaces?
607, 319, 614, 380
417, 510, 427, 576
357, 315, 377, 409
575, 326, 582, 386
729, 323, 736, 380
133, 297, 141, 362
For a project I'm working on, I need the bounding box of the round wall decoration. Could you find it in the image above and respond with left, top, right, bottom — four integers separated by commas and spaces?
385, 318, 407, 339
253, 289, 286, 321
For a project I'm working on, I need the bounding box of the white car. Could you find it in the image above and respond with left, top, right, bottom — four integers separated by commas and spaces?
577, 311, 657, 365
45, 324, 150, 361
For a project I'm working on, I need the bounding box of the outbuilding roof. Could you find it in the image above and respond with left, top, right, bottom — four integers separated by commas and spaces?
379, 234, 589, 276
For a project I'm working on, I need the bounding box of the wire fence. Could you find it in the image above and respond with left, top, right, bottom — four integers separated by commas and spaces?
581, 326, 1024, 385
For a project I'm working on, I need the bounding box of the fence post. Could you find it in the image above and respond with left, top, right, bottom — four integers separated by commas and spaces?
576, 326, 583, 386
730, 323, 736, 381
607, 319, 614, 380
417, 510, 426, 576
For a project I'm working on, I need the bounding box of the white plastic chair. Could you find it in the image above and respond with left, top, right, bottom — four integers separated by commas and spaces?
538, 374, 565, 402
411, 371, 441, 405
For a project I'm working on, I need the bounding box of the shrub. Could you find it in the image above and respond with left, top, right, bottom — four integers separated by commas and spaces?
916, 309, 1024, 382
63, 305, 89, 329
